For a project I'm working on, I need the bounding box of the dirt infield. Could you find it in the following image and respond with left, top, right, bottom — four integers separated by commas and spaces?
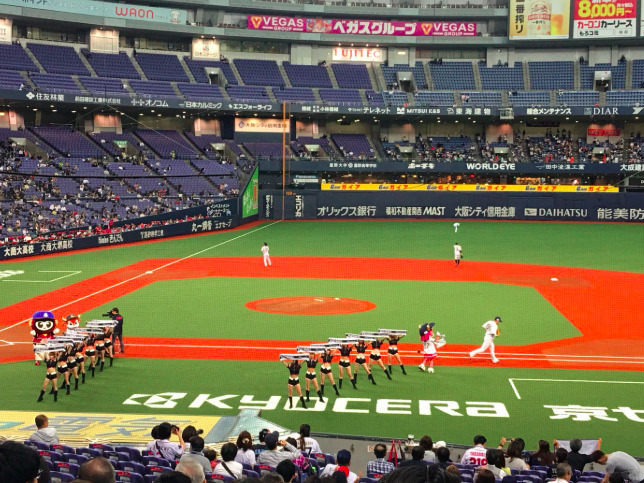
1, 257, 643, 371
245, 296, 376, 315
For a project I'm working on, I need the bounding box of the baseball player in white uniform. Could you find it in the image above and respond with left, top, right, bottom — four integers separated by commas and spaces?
261, 242, 271, 267
469, 316, 501, 363
454, 243, 463, 266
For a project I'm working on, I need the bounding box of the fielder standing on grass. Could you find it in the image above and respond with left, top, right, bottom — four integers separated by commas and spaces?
262, 242, 271, 267
469, 316, 502, 363
454, 243, 463, 266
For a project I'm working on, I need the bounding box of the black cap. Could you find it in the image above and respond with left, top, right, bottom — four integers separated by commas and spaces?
494, 316, 502, 322
111, 308, 119, 313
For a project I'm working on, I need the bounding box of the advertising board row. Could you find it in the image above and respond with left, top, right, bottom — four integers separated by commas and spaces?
262, 190, 644, 222
321, 183, 619, 192
510, 0, 639, 40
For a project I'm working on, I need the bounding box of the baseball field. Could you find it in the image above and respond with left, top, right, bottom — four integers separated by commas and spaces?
0, 220, 643, 455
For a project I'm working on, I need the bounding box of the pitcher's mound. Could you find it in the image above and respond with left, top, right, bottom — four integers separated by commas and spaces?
246, 296, 376, 315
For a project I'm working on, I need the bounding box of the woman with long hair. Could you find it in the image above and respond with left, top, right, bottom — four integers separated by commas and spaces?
386, 333, 407, 375
337, 342, 357, 390
235, 430, 256, 466
304, 351, 324, 403
368, 336, 392, 380
319, 347, 340, 396
352, 338, 376, 385
297, 424, 321, 454
56, 348, 71, 395
38, 352, 58, 402
529, 440, 556, 467
283, 357, 308, 409
506, 440, 529, 471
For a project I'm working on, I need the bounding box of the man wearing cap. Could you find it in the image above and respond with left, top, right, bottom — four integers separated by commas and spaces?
320, 449, 359, 483
256, 431, 302, 467
108, 308, 124, 355
469, 317, 502, 364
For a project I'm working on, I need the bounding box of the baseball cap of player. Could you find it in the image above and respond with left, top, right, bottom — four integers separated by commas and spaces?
494, 316, 502, 322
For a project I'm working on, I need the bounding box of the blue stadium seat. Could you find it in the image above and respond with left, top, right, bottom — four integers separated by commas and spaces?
62, 453, 89, 465
116, 470, 145, 483
54, 461, 80, 477
50, 471, 75, 482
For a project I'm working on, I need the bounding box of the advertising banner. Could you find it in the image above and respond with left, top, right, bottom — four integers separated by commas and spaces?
0, 18, 11, 43
0, 0, 186, 24
332, 48, 383, 62
192, 38, 220, 60
236, 118, 288, 134
573, 0, 637, 38
247, 15, 476, 37
321, 183, 619, 192
260, 190, 644, 222
510, 0, 571, 39
242, 167, 259, 218
587, 128, 621, 136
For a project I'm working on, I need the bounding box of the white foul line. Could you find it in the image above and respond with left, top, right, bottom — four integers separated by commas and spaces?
509, 377, 644, 400
0, 221, 281, 334
2, 271, 82, 283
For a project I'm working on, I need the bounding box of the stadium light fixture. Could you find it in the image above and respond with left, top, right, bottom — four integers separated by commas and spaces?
50, 104, 54, 108
52, 109, 57, 112
151, 110, 155, 113
139, 113, 144, 116
71, 110, 76, 113
32, 108, 37, 111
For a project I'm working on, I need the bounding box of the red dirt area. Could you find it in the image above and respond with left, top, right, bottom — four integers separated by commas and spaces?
246, 296, 376, 315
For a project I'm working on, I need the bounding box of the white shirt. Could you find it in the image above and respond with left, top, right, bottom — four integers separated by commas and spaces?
461, 444, 488, 466
454, 245, 462, 258
261, 245, 269, 256
482, 321, 498, 338
235, 448, 256, 466
286, 434, 322, 454
213, 460, 243, 479
423, 338, 437, 355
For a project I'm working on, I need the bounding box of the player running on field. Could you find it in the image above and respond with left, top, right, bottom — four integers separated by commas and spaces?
469, 317, 501, 363
262, 242, 271, 267
454, 243, 463, 266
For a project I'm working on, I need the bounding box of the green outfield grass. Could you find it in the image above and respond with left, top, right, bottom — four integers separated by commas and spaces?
3, 358, 644, 454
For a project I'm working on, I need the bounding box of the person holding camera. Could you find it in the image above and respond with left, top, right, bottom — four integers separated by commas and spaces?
150, 422, 186, 461
103, 308, 124, 355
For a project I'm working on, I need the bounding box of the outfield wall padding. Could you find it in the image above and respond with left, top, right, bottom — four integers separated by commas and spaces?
260, 190, 644, 222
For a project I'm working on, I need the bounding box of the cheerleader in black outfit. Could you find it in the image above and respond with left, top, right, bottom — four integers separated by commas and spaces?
75, 340, 86, 384
38, 352, 58, 402
66, 343, 80, 390
85, 335, 97, 377
352, 339, 376, 385
369, 337, 392, 380
103, 326, 114, 366
337, 343, 357, 390
95, 333, 106, 372
283, 358, 308, 409
386, 334, 407, 375
304, 352, 324, 403
56, 350, 71, 395
319, 348, 340, 396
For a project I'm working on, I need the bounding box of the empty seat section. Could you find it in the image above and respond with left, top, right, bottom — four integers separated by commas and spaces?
429, 62, 476, 90
479, 62, 524, 90
177, 83, 224, 100
234, 59, 284, 86
529, 61, 574, 90
135, 53, 189, 82
184, 58, 238, 84
331, 64, 372, 89
381, 62, 427, 89
28, 43, 90, 76
319, 89, 362, 104
31, 74, 82, 94
82, 50, 140, 79
283, 62, 333, 88
0, 43, 39, 71
272, 87, 316, 102
129, 81, 177, 98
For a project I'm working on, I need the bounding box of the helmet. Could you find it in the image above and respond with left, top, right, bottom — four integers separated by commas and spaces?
494, 316, 502, 322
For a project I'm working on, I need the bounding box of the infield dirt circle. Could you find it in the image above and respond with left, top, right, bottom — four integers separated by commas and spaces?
245, 296, 377, 315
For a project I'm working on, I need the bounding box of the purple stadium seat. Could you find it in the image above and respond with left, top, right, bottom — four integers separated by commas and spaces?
31, 74, 82, 94
0, 69, 27, 89
430, 61, 476, 90
134, 52, 189, 82
184, 57, 238, 84
51, 444, 76, 455
39, 450, 63, 463
331, 64, 372, 89
319, 88, 362, 105
51, 471, 75, 482
119, 461, 147, 475
54, 462, 80, 477
254, 464, 276, 477
28, 43, 90, 76
81, 49, 140, 79
24, 440, 50, 451
129, 80, 178, 98
283, 62, 332, 88
0, 43, 39, 71
77, 447, 102, 458
529, 61, 574, 90
105, 451, 131, 462
30, 127, 108, 158
116, 446, 143, 463
234, 59, 284, 86
479, 62, 524, 90
116, 470, 145, 483
62, 453, 89, 466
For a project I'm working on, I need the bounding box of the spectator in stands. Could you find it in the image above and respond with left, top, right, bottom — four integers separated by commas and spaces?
154, 471, 191, 483
235, 430, 256, 466
78, 456, 116, 483
181, 425, 202, 448
0, 441, 41, 483
553, 463, 573, 483
530, 440, 556, 466
475, 468, 496, 483
565, 438, 601, 473
506, 440, 529, 471
320, 449, 359, 483
420, 436, 435, 462
398, 447, 429, 469
261, 475, 285, 483
381, 462, 460, 483
176, 458, 206, 483
461, 435, 488, 465
150, 422, 186, 461
257, 431, 302, 467
285, 437, 311, 473
178, 436, 210, 476
291, 423, 322, 454
29, 414, 59, 444
276, 459, 299, 482
486, 449, 510, 479
366, 443, 395, 475
253, 428, 270, 457
436, 446, 452, 468
212, 442, 243, 480
202, 449, 217, 471
591, 450, 644, 483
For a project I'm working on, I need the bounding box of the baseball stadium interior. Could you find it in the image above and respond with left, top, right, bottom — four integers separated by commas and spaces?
1, 0, 644, 482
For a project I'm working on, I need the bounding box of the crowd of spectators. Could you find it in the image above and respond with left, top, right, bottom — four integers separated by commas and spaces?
5, 416, 642, 483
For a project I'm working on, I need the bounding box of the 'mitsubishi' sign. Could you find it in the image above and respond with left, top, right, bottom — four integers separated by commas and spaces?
332, 48, 383, 62
573, 0, 637, 38
247, 15, 476, 36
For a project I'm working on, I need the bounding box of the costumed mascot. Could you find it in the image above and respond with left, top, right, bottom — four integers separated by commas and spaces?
418, 322, 446, 373
61, 314, 81, 334
30, 311, 59, 365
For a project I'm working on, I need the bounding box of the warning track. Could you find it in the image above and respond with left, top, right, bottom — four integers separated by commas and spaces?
1, 257, 643, 371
